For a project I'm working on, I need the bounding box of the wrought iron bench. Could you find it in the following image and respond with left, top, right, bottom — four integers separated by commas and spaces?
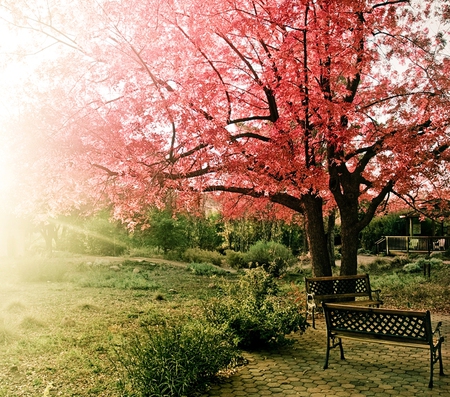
323, 303, 445, 388
305, 274, 382, 328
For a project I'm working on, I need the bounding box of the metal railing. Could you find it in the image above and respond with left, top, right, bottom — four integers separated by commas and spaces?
379, 236, 449, 255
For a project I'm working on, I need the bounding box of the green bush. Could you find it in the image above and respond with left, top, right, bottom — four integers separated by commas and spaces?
187, 263, 228, 276
224, 249, 248, 269
245, 241, 295, 277
116, 320, 239, 397
182, 248, 223, 267
403, 257, 443, 273
204, 268, 306, 349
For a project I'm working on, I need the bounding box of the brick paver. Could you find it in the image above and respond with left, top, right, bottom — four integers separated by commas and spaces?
201, 314, 450, 396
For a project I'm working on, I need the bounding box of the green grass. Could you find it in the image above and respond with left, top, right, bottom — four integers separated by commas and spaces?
362, 256, 450, 312
0, 254, 233, 396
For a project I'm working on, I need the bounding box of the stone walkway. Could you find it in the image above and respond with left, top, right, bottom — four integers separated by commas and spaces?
201, 314, 450, 396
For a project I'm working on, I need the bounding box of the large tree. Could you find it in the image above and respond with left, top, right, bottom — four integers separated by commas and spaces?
2, 0, 450, 275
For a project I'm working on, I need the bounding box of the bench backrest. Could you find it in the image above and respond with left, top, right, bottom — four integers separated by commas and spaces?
305, 274, 373, 300
323, 303, 432, 345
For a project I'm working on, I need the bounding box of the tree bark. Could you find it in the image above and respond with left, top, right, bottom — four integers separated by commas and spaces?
301, 194, 332, 277
327, 209, 336, 268
339, 221, 359, 276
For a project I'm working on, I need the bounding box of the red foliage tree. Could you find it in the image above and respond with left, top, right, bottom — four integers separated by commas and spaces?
2, 0, 450, 275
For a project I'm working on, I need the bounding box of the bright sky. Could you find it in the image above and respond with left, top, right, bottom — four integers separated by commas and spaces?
0, 23, 34, 211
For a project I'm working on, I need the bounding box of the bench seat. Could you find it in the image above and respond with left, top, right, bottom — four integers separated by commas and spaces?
322, 303, 445, 388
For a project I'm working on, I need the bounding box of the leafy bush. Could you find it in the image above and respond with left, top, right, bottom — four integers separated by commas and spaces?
116, 320, 239, 397
187, 263, 228, 276
204, 268, 306, 349
402, 257, 443, 273
403, 262, 422, 273
224, 249, 248, 269
245, 241, 296, 277
182, 248, 223, 267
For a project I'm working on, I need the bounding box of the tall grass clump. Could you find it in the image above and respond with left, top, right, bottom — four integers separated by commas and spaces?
204, 268, 306, 349
115, 320, 239, 397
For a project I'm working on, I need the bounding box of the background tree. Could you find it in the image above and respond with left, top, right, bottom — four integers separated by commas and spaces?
2, 0, 450, 275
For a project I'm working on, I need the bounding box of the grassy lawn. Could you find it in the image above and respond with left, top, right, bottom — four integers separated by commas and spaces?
1, 253, 449, 396
0, 254, 232, 397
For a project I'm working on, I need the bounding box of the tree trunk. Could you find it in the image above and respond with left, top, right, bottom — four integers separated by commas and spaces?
327, 209, 336, 268
301, 194, 332, 277
339, 221, 359, 276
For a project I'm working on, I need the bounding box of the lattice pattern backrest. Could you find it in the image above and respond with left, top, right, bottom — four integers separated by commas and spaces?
307, 277, 369, 296
328, 307, 428, 341
308, 280, 334, 295
334, 278, 368, 294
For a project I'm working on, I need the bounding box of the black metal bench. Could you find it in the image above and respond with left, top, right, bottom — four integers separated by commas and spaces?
305, 274, 382, 328
322, 303, 445, 388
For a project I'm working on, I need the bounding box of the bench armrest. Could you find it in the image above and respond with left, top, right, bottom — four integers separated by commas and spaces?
433, 321, 443, 341
306, 293, 317, 309
372, 289, 381, 301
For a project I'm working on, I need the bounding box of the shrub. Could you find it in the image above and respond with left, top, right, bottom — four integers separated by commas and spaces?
403, 257, 443, 274
245, 241, 296, 277
182, 248, 223, 267
403, 262, 422, 273
115, 320, 239, 397
187, 263, 228, 276
224, 249, 248, 269
204, 268, 306, 349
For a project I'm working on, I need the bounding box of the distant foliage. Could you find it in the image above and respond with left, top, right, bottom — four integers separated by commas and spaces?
116, 320, 239, 397
145, 210, 189, 253
55, 211, 129, 256
360, 213, 407, 253
204, 268, 306, 349
84, 214, 129, 256
221, 218, 304, 255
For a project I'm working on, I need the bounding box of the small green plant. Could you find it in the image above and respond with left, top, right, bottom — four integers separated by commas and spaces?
115, 320, 239, 397
245, 241, 296, 277
187, 263, 228, 276
204, 268, 306, 349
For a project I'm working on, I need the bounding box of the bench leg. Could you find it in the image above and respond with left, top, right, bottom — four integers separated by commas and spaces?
339, 338, 345, 360
429, 348, 435, 388
438, 341, 445, 377
324, 336, 344, 370
324, 335, 331, 369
